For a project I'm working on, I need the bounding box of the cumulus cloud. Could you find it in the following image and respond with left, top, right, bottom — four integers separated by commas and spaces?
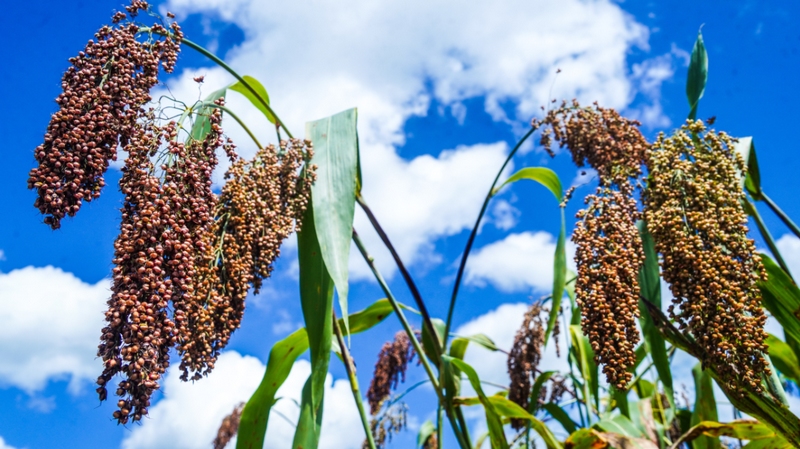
158, 0, 666, 279
0, 266, 108, 393
465, 231, 575, 293
123, 352, 363, 449
776, 234, 800, 280
0, 437, 19, 449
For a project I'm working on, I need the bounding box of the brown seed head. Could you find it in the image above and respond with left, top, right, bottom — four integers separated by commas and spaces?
367, 331, 416, 416
507, 302, 545, 430
28, 1, 181, 229
643, 120, 769, 394
213, 402, 245, 449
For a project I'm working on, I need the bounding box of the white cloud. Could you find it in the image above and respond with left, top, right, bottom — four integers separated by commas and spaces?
491, 199, 520, 231
776, 234, 800, 280
465, 231, 575, 293
0, 266, 108, 393
123, 352, 364, 449
158, 0, 666, 279
0, 437, 19, 449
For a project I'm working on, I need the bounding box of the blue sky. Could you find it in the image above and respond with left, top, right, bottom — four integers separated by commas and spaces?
1, 1, 800, 448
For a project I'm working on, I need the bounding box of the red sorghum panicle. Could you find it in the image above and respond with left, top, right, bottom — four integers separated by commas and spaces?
507, 302, 545, 430
97, 115, 177, 424
28, 2, 181, 229
176, 140, 316, 379
536, 101, 648, 389
644, 120, 769, 393
213, 402, 245, 449
367, 331, 416, 416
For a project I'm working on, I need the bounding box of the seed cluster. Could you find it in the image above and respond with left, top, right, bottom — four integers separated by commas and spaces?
28, 2, 181, 229
507, 302, 545, 430
367, 331, 416, 416
537, 101, 648, 389
644, 120, 769, 392
96, 102, 315, 422
213, 402, 245, 449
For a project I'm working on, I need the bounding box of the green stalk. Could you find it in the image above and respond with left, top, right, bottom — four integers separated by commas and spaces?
746, 199, 794, 281
140, 27, 293, 139
444, 126, 537, 346
356, 195, 442, 361
352, 229, 471, 449
762, 192, 800, 240
332, 311, 376, 449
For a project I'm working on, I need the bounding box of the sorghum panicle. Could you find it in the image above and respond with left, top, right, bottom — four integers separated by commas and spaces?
644, 120, 769, 393
367, 331, 416, 416
364, 403, 408, 449
213, 402, 245, 449
536, 101, 648, 389
507, 302, 545, 430
28, 2, 181, 229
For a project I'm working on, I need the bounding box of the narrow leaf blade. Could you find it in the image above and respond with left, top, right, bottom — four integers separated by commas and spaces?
229, 75, 275, 124
686, 28, 709, 120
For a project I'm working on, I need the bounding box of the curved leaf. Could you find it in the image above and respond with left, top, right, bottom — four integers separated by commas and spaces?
565, 429, 658, 449
766, 334, 800, 384
569, 325, 598, 413
306, 108, 360, 336
447, 356, 563, 449
236, 298, 394, 449
229, 75, 275, 124
494, 167, 562, 201
529, 371, 556, 415
543, 402, 577, 434
670, 420, 783, 449
759, 254, 800, 344
687, 28, 708, 120
732, 136, 762, 199
691, 363, 720, 449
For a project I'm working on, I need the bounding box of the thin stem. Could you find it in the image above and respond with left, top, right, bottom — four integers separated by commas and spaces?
197, 101, 263, 149
352, 229, 471, 449
332, 311, 376, 449
356, 195, 441, 359
747, 199, 794, 281
437, 405, 444, 449
140, 27, 293, 139
444, 126, 537, 345
762, 192, 800, 241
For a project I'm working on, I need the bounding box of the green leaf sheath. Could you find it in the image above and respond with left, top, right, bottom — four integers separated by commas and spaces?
636, 220, 674, 412
291, 204, 335, 449
306, 108, 360, 336
494, 167, 562, 201
229, 75, 276, 124
686, 28, 708, 120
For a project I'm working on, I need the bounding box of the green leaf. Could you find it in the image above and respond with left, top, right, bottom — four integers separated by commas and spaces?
451, 333, 499, 355
636, 220, 674, 412
229, 75, 275, 124
543, 402, 577, 434
760, 254, 800, 344
443, 356, 507, 449
686, 27, 708, 120
594, 414, 647, 439
767, 334, 800, 384
691, 364, 720, 449
546, 208, 567, 346
305, 108, 360, 336
569, 325, 598, 413
672, 420, 785, 449
417, 420, 436, 448
732, 136, 763, 199
494, 167, 562, 201
474, 432, 490, 449
565, 429, 658, 449
188, 87, 227, 142
236, 298, 394, 449
291, 204, 334, 449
